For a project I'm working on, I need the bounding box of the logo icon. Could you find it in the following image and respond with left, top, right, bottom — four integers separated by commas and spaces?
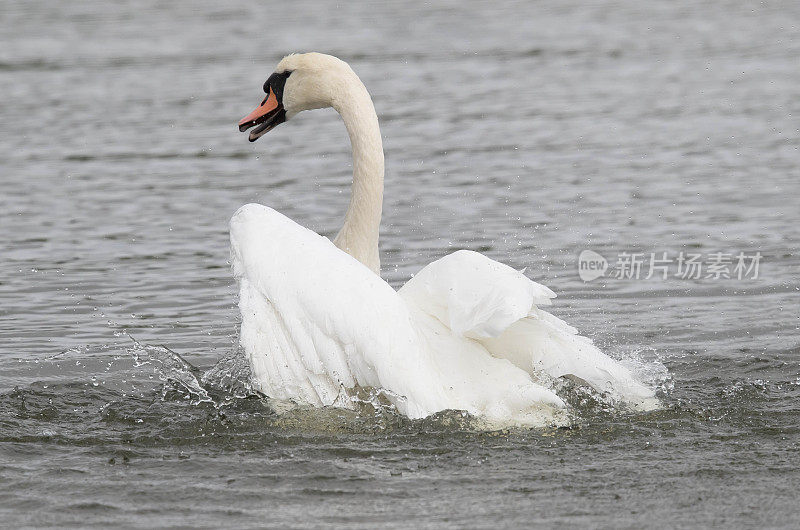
578, 250, 608, 282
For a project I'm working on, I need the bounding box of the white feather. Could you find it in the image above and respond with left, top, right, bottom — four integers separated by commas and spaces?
231, 204, 571, 425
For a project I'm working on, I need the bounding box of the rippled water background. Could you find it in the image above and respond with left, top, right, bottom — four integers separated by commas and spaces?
2, 0, 799, 527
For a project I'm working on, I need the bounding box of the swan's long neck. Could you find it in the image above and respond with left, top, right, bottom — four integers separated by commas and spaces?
331, 75, 384, 275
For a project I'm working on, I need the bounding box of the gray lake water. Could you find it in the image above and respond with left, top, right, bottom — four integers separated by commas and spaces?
2, 0, 799, 527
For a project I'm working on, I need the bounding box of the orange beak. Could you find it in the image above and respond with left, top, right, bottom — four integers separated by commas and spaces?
238, 88, 286, 142
239, 89, 279, 130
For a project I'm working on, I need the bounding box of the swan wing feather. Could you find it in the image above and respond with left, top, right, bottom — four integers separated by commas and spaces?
398, 249, 554, 339
230, 203, 445, 418
399, 250, 658, 410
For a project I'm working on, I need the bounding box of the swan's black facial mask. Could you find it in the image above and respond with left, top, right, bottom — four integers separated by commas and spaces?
238, 71, 291, 142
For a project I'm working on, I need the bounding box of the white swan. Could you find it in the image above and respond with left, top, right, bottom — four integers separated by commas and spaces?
233, 53, 658, 426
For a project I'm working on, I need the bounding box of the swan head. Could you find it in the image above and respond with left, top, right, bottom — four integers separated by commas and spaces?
238, 53, 357, 142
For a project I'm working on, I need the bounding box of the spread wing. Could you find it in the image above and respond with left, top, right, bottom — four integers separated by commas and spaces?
230, 204, 446, 418
398, 250, 658, 410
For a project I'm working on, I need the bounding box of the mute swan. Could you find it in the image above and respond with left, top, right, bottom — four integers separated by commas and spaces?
233, 52, 658, 426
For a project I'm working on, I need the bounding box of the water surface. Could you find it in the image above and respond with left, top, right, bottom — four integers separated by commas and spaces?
1, 0, 799, 527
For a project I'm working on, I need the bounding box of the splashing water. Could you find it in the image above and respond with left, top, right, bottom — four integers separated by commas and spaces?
127, 337, 215, 406
122, 327, 669, 430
